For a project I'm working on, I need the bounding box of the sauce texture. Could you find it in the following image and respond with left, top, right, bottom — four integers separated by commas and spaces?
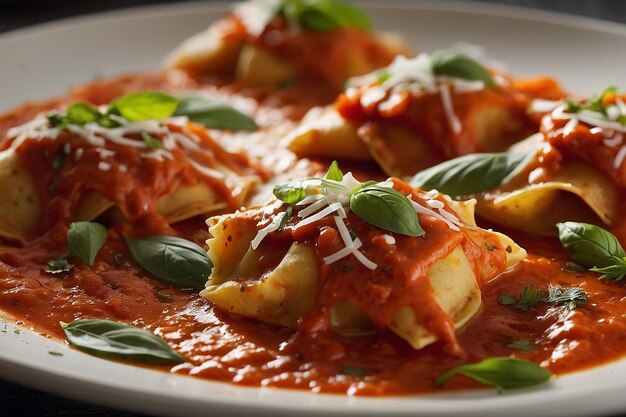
1, 71, 626, 397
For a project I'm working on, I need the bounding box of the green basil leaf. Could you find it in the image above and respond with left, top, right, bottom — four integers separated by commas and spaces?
127, 236, 212, 289
174, 96, 257, 131
350, 185, 424, 237
436, 357, 551, 390
411, 152, 532, 197
431, 50, 496, 88
141, 132, 163, 150
298, 5, 339, 31
325, 160, 344, 181
277, 205, 293, 232
556, 222, 626, 268
47, 112, 65, 128
65, 103, 101, 125
283, 0, 371, 32
67, 222, 107, 267
112, 92, 180, 122
585, 86, 617, 115
61, 319, 184, 364
273, 181, 309, 204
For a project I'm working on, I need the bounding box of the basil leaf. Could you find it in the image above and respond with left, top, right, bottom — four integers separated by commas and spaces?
298, 5, 338, 31
556, 222, 626, 268
175, 96, 257, 131
283, 0, 371, 32
436, 357, 551, 390
325, 160, 344, 181
431, 50, 496, 88
350, 185, 424, 237
47, 112, 65, 127
411, 152, 532, 197
111, 92, 180, 122
141, 132, 162, 150
277, 205, 293, 232
65, 103, 101, 125
61, 319, 184, 364
586, 86, 617, 115
127, 236, 212, 289
67, 222, 107, 267
273, 181, 309, 204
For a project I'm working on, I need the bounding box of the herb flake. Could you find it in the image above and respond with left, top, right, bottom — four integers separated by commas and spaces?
45, 257, 73, 274
507, 340, 534, 352
545, 284, 587, 311
499, 285, 544, 311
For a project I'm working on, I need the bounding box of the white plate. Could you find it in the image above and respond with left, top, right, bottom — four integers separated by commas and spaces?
1, 1, 626, 416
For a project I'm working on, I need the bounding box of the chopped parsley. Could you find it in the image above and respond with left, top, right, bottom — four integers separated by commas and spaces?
545, 284, 588, 311
341, 364, 366, 377
564, 86, 626, 125
51, 152, 67, 169
500, 284, 588, 312
45, 257, 73, 274
113, 252, 123, 266
499, 285, 544, 311
141, 132, 163, 150
507, 340, 534, 352
276, 205, 293, 232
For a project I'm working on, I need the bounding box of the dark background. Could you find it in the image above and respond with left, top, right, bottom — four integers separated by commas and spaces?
1, 1, 625, 416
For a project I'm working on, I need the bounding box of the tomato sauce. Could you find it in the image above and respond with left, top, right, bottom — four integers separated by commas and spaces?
1, 73, 626, 397
335, 76, 563, 167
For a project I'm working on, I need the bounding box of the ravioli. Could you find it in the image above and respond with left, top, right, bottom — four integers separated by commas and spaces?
202, 173, 525, 351
0, 106, 260, 243
286, 53, 564, 177
164, 0, 410, 90
414, 89, 625, 236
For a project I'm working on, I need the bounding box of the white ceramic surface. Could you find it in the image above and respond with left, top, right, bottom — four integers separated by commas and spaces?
1, 2, 626, 416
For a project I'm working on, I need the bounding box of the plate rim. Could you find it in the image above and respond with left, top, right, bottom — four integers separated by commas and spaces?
2, 1, 626, 417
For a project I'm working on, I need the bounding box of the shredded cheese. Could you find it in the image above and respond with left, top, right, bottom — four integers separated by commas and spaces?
614, 145, 626, 169
323, 238, 363, 265
295, 202, 345, 229
604, 133, 624, 148
439, 84, 462, 135
409, 195, 462, 231
251, 211, 287, 250
98, 161, 111, 172
382, 234, 396, 245
329, 215, 376, 270
298, 196, 330, 219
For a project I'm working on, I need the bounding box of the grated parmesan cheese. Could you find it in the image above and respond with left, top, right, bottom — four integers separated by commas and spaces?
409, 195, 462, 231
98, 161, 111, 172
251, 211, 287, 250
439, 84, 462, 135
614, 145, 626, 169
382, 234, 396, 245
